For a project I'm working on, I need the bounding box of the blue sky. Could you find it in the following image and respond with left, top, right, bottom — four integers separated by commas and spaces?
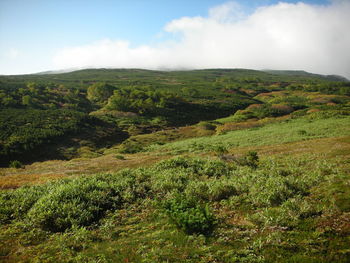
1, 0, 349, 77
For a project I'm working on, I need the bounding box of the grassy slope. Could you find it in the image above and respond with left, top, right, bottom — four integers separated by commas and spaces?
1, 115, 349, 188
1, 142, 349, 262
148, 116, 350, 153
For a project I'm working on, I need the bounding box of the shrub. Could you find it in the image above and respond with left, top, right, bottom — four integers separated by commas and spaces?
0, 184, 50, 223
27, 177, 124, 232
185, 178, 237, 202
244, 151, 259, 169
155, 157, 203, 172
250, 196, 325, 228
115, 154, 125, 160
9, 160, 23, 168
118, 141, 144, 154
198, 121, 216, 131
155, 157, 231, 177
212, 145, 229, 156
234, 151, 259, 169
162, 195, 216, 235
150, 168, 190, 197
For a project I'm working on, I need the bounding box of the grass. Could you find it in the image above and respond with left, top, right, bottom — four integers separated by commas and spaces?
147, 116, 350, 153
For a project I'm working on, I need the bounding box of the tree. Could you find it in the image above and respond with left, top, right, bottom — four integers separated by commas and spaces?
106, 86, 183, 115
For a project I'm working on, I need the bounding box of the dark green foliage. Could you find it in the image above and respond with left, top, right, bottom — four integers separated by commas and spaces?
0, 109, 87, 165
87, 82, 115, 105
253, 104, 293, 118
118, 141, 144, 154
287, 81, 350, 95
243, 151, 259, 169
162, 195, 216, 235
106, 86, 184, 115
0, 109, 127, 165
0, 109, 87, 163
1, 68, 347, 167
9, 160, 23, 168
0, 82, 91, 111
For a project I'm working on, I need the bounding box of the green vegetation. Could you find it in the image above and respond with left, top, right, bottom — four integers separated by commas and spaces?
87, 82, 114, 106
0, 109, 127, 166
8, 160, 23, 169
1, 68, 349, 165
0, 68, 349, 262
162, 194, 216, 235
106, 86, 184, 115
1, 153, 349, 262
147, 115, 350, 153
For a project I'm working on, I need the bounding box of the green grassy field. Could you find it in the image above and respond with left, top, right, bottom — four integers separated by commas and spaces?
147, 115, 350, 154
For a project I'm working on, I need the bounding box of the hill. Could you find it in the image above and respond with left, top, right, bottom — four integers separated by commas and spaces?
0, 68, 349, 262
1, 68, 349, 165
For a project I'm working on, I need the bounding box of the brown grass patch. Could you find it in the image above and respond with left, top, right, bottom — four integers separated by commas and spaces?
216, 115, 290, 134
0, 173, 65, 189
228, 136, 350, 160
0, 153, 171, 189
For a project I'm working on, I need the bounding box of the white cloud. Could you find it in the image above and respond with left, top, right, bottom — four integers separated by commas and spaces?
7, 48, 20, 59
53, 1, 350, 78
208, 1, 245, 22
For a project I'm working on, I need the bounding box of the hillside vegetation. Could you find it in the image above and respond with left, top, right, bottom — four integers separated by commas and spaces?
0, 69, 349, 262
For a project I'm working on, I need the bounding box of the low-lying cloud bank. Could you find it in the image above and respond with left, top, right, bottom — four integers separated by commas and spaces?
53, 1, 350, 78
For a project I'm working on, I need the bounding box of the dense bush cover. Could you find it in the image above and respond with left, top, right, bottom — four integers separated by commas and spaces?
0, 82, 91, 111
0, 156, 336, 230
0, 109, 123, 165
0, 154, 348, 262
106, 86, 184, 115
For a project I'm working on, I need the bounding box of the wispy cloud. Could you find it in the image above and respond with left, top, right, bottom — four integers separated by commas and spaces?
53, 1, 350, 78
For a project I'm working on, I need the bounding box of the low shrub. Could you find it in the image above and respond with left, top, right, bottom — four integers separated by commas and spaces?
155, 157, 230, 177
115, 154, 125, 160
185, 178, 237, 202
250, 195, 325, 228
27, 177, 124, 232
162, 195, 216, 235
198, 121, 216, 131
242, 151, 259, 169
232, 151, 259, 169
118, 141, 144, 154
0, 184, 50, 224
9, 160, 23, 168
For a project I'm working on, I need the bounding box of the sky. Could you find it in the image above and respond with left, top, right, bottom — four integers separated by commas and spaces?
1, 0, 349, 78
